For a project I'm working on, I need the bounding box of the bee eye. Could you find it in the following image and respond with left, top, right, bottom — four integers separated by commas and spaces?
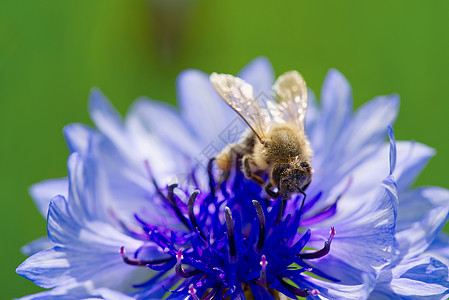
300, 162, 309, 168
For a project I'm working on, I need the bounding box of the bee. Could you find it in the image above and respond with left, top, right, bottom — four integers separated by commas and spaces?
210, 71, 313, 200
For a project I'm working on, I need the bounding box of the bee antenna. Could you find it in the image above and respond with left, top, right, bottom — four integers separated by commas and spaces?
297, 187, 307, 216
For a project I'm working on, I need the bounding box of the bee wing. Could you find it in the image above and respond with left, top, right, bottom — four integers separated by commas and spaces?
273, 70, 308, 131
210, 73, 271, 142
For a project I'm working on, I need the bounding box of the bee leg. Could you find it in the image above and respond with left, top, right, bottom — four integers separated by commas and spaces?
264, 183, 280, 199
302, 180, 311, 191
297, 187, 307, 215
275, 193, 290, 224
242, 155, 266, 186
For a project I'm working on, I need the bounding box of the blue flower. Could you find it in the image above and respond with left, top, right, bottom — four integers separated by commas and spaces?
17, 58, 449, 299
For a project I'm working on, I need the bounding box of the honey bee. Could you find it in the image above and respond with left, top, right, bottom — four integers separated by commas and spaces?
210, 70, 313, 200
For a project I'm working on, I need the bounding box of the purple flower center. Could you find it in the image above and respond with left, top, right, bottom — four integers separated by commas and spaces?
118, 159, 338, 298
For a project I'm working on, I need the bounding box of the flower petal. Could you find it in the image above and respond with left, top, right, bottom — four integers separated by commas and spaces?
311, 176, 398, 278
394, 141, 435, 191
372, 256, 449, 299
397, 186, 449, 231
16, 281, 96, 300
176, 69, 236, 148
396, 200, 449, 260
310, 94, 399, 199
29, 178, 68, 218
304, 88, 320, 138
391, 256, 449, 295
88, 88, 126, 147
63, 123, 96, 155
311, 69, 353, 166
125, 98, 200, 159
18, 193, 153, 292
427, 233, 449, 267
21, 236, 53, 256
302, 273, 374, 300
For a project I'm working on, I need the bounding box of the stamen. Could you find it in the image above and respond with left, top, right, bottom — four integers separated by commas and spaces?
145, 160, 167, 202
175, 249, 202, 278
144, 160, 191, 230
166, 184, 191, 230
188, 284, 200, 300
203, 287, 220, 300
298, 227, 335, 259
252, 200, 266, 251
279, 279, 316, 297
176, 249, 183, 264
208, 158, 216, 199
311, 289, 320, 295
188, 190, 206, 240
225, 207, 237, 263
119, 246, 170, 266
256, 255, 268, 286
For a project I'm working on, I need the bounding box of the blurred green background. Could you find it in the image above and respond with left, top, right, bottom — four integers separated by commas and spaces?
1, 0, 449, 298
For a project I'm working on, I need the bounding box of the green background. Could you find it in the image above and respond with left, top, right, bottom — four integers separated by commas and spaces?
1, 0, 448, 298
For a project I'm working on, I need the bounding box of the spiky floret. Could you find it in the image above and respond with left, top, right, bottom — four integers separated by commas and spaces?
120, 160, 337, 299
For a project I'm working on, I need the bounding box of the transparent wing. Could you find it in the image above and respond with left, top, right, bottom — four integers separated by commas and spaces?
273, 70, 308, 131
210, 73, 271, 141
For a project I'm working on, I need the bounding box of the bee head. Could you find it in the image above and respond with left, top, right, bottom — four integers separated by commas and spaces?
272, 161, 312, 195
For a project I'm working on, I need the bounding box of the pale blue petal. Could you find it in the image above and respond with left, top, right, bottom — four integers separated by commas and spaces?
91, 288, 136, 300
372, 256, 449, 299
319, 141, 435, 219
63, 123, 96, 155
427, 233, 449, 267
29, 178, 68, 217
391, 256, 449, 292
367, 288, 399, 300
176, 69, 236, 148
88, 88, 125, 143
21, 236, 53, 256
126, 97, 200, 159
302, 254, 371, 285
304, 88, 320, 140
302, 273, 374, 300
339, 95, 399, 164
16, 282, 96, 300
123, 109, 190, 184
394, 141, 435, 191
312, 69, 353, 167
311, 176, 398, 278
19, 194, 152, 291
16, 284, 138, 300
388, 125, 397, 175
65, 153, 94, 222
88, 89, 136, 160
88, 136, 189, 226
310, 94, 399, 198
396, 202, 449, 260
17, 247, 79, 289
397, 187, 449, 231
